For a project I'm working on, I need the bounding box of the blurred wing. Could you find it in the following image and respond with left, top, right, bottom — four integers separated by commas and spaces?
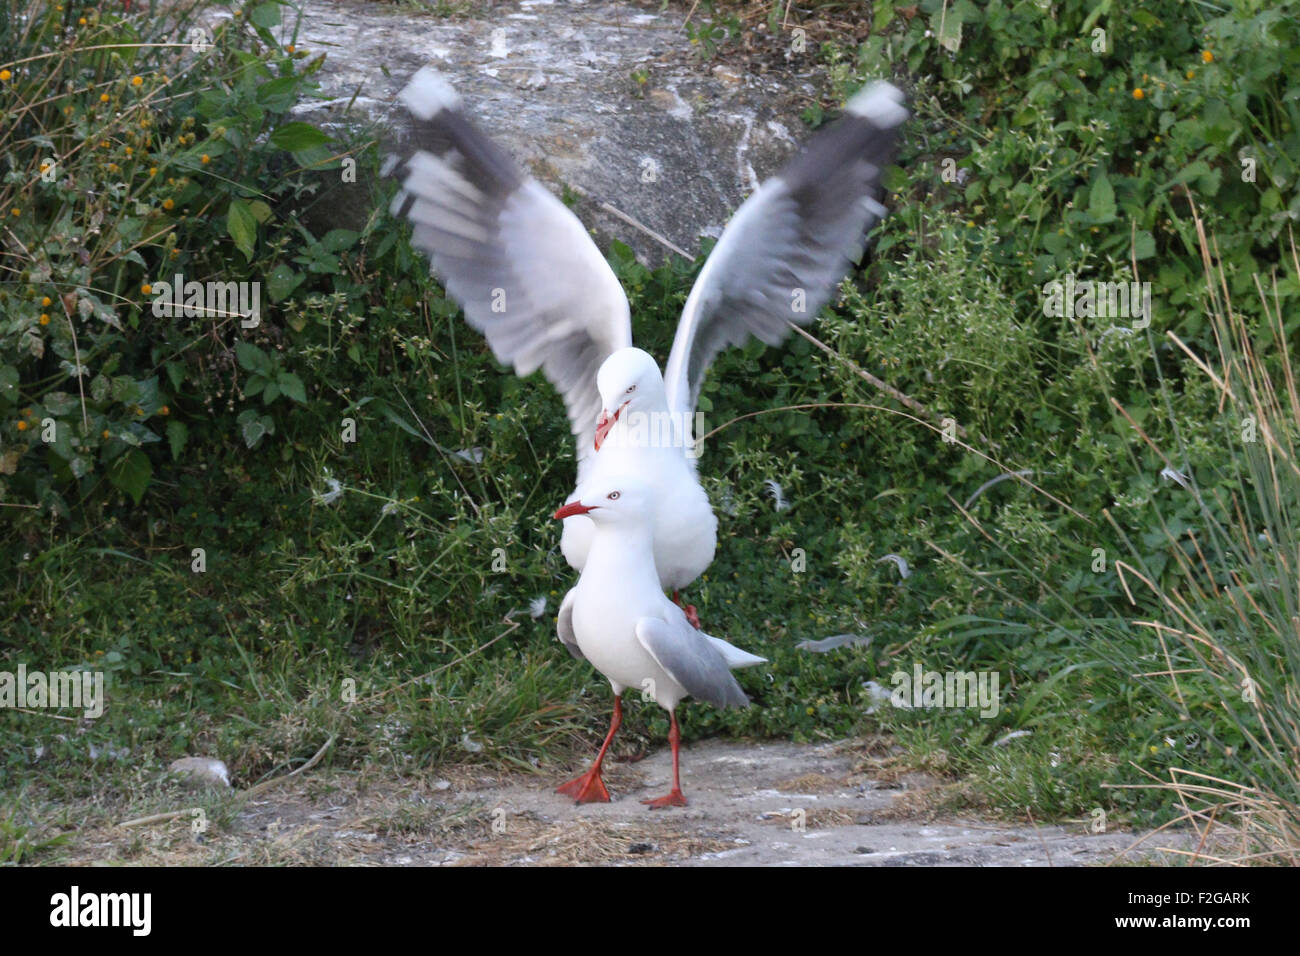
635, 617, 750, 709
557, 589, 585, 661
662, 82, 908, 417
387, 68, 632, 467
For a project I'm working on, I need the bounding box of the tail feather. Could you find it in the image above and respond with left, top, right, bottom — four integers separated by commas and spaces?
705, 635, 767, 670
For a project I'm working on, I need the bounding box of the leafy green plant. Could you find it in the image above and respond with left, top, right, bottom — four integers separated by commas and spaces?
684, 0, 742, 59
852, 0, 1299, 336
0, 803, 68, 862
0, 0, 339, 517
1098, 219, 1300, 862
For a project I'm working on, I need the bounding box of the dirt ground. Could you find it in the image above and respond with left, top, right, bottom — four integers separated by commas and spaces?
71, 739, 1194, 866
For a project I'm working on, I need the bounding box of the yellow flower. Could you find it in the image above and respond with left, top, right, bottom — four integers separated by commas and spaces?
9, 208, 18, 217
41, 296, 51, 307
100, 92, 110, 102
39, 313, 50, 325
1132, 88, 1145, 100
17, 421, 27, 431
1202, 50, 1213, 63
78, 16, 86, 24
0, 70, 11, 82
131, 75, 143, 87
201, 154, 210, 164
162, 198, 175, 210
141, 283, 153, 294
1186, 69, 1195, 79
149, 167, 158, 176
160, 406, 170, 416
286, 44, 295, 53
102, 429, 111, 439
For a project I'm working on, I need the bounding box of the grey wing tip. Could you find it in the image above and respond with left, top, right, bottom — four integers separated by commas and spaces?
711, 677, 751, 710
845, 81, 909, 128
399, 66, 462, 121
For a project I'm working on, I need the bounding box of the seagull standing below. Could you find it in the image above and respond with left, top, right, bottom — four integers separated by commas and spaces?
387, 69, 908, 627
552, 476, 766, 807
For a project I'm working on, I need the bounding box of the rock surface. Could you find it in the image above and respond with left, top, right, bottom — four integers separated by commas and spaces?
61, 738, 1200, 865
427, 738, 1188, 866
281, 0, 827, 261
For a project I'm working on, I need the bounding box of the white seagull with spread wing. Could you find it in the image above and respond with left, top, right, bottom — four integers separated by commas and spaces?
387, 68, 906, 629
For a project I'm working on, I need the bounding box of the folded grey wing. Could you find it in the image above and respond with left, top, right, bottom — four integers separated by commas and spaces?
556, 589, 585, 661
386, 68, 632, 473
635, 618, 749, 709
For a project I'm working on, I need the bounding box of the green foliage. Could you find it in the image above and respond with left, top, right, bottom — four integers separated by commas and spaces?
850, 0, 1299, 334
0, 803, 69, 862
684, 0, 742, 59
0, 0, 339, 517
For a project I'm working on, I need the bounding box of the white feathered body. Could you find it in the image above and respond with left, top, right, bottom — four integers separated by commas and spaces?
565, 517, 762, 712
560, 414, 717, 589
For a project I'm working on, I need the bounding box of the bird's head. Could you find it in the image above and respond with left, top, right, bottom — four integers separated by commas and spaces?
553, 475, 655, 526
594, 348, 663, 451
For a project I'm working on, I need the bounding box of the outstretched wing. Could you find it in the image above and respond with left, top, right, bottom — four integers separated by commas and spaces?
662, 82, 908, 418
387, 68, 632, 468
635, 617, 751, 709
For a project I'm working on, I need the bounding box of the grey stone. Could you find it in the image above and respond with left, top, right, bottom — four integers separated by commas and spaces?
284, 0, 822, 262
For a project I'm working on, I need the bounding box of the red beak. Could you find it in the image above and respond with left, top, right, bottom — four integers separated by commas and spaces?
593, 402, 626, 451
554, 500, 596, 520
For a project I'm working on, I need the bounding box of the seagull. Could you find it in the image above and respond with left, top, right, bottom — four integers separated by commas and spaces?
552, 475, 766, 807
387, 70, 907, 624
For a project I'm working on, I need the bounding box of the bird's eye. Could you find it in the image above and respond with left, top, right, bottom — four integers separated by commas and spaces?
607, 491, 620, 500
625, 384, 636, 394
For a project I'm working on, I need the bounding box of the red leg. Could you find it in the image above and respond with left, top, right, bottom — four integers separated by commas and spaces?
642, 711, 688, 808
556, 694, 622, 804
671, 591, 702, 630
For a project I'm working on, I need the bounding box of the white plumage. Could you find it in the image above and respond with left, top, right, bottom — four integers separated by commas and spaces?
388, 67, 907, 614
553, 476, 765, 806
